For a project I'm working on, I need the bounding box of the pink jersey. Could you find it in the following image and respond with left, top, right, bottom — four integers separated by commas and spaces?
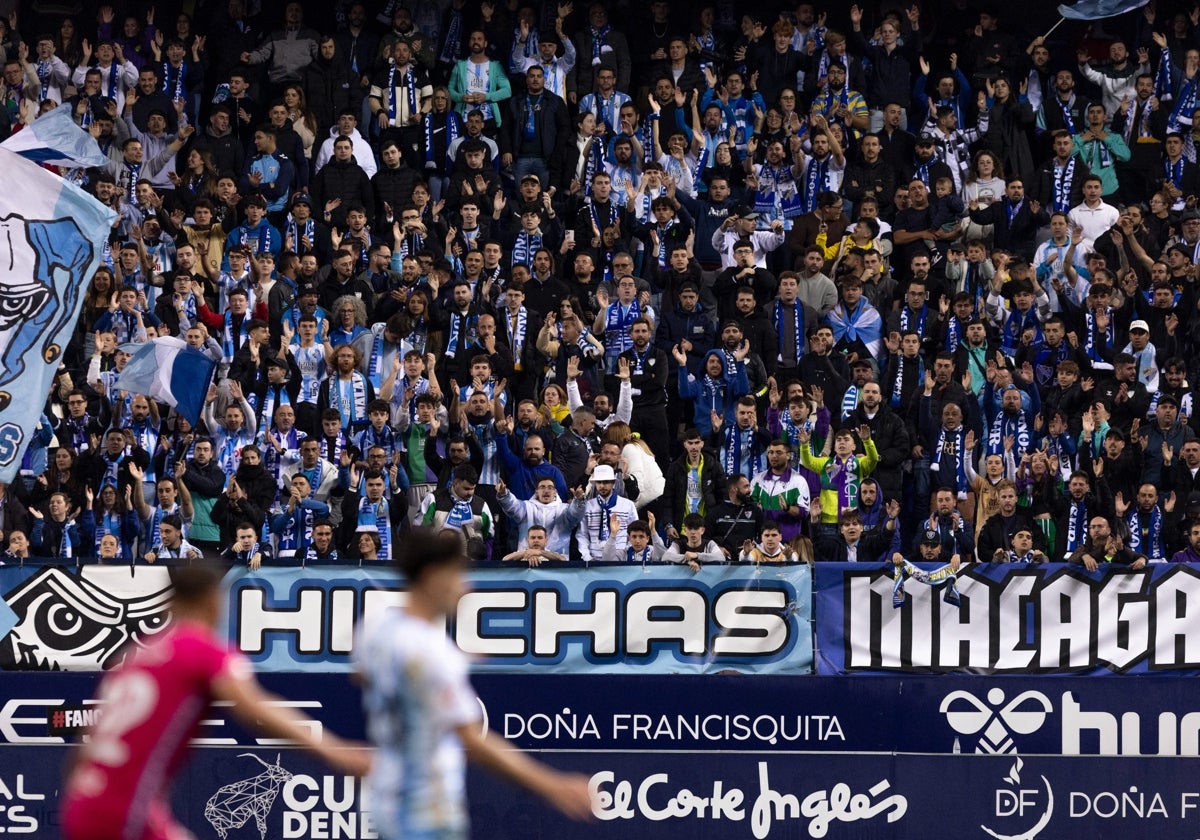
61, 621, 245, 840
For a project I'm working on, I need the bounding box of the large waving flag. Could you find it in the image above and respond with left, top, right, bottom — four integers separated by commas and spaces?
1057, 0, 1150, 20
0, 103, 110, 169
0, 146, 115, 483
115, 338, 216, 425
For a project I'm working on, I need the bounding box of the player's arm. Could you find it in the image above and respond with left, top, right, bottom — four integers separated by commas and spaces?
213, 663, 371, 776
456, 724, 593, 820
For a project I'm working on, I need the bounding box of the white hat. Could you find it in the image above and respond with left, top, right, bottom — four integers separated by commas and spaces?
1129, 320, 1150, 333
590, 465, 617, 482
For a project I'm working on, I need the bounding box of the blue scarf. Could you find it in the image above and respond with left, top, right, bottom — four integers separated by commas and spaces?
126, 162, 141, 204
583, 138, 605, 195
590, 25, 611, 66
1170, 75, 1200, 133
930, 425, 969, 498
162, 60, 186, 100
1056, 95, 1077, 134
802, 156, 829, 213
1158, 47, 1175, 103
278, 507, 314, 555
840, 385, 859, 421
944, 316, 964, 353
1083, 308, 1114, 364
424, 110, 461, 166
240, 222, 272, 256
36, 58, 52, 100
285, 214, 314, 253
899, 305, 927, 336
446, 493, 476, 529
1001, 307, 1040, 357
439, 8, 464, 64
1066, 497, 1088, 554
1127, 505, 1164, 557
891, 354, 923, 408
596, 490, 617, 539
914, 154, 936, 187
445, 309, 478, 357
723, 425, 763, 477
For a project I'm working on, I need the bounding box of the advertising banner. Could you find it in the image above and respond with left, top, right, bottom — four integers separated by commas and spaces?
813, 561, 1200, 675
225, 564, 813, 674
6, 672, 1200, 837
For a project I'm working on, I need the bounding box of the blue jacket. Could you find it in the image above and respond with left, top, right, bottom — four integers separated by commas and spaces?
495, 433, 568, 501
240, 150, 296, 212
678, 350, 751, 437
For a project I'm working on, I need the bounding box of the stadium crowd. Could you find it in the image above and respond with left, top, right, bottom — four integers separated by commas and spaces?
3, 0, 1200, 568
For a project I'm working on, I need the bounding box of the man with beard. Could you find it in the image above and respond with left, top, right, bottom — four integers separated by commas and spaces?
494, 415, 568, 501
577, 465, 639, 562
1033, 131, 1092, 214
1051, 468, 1114, 561
978, 479, 1049, 561
318, 344, 376, 434
449, 29, 512, 134
843, 133, 895, 215
842, 380, 909, 501
717, 320, 769, 400
705, 473, 765, 560
731, 286, 778, 366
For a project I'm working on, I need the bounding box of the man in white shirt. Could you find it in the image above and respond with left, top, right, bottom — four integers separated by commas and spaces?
710, 204, 786, 268
577, 465, 638, 562
1067, 174, 1119, 242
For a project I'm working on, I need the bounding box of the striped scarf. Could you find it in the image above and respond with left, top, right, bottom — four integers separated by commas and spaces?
893, 559, 961, 608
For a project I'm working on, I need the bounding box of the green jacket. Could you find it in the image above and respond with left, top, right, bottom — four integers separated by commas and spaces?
448, 59, 512, 126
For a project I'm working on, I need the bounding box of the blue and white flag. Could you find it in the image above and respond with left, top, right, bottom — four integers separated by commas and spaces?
115, 338, 216, 425
1057, 0, 1150, 20
0, 103, 110, 169
0, 147, 115, 484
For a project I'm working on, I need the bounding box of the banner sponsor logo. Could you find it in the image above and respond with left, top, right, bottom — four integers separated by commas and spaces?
228, 566, 812, 674
815, 563, 1200, 675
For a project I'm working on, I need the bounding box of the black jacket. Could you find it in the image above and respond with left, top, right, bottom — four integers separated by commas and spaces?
977, 510, 1047, 561
662, 451, 725, 533
842, 404, 911, 501
500, 92, 569, 186
705, 497, 765, 558
311, 159, 375, 229
372, 163, 423, 231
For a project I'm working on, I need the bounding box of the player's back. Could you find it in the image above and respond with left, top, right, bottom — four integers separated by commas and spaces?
355, 607, 480, 839
61, 620, 240, 840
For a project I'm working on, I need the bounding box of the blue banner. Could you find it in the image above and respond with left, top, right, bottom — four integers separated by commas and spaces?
814, 562, 1200, 675
7, 672, 1200, 836
225, 564, 813, 674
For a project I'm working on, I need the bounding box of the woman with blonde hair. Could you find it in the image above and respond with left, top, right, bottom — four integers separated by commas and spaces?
603, 421, 665, 509
539, 384, 570, 435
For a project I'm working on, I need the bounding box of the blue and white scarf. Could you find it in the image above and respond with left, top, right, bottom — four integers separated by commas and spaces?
893, 558, 961, 608
988, 403, 1030, 456
840, 385, 860, 421
511, 230, 542, 268
389, 62, 418, 124
590, 25, 611, 66
603, 299, 640, 364
1001, 307, 1040, 358
1052, 158, 1076, 213
239, 223, 273, 256
357, 495, 391, 559
425, 109, 462, 167
445, 494, 477, 529
1169, 75, 1200, 133
722, 425, 764, 477
930, 425, 969, 498
891, 354, 923, 408
222, 312, 250, 362
445, 309, 478, 357
162, 60, 186, 100
285, 214, 314, 252
899, 304, 927, 336
439, 8, 464, 65
329, 371, 369, 428
802, 156, 830, 213
1127, 504, 1164, 558
1066, 497, 1088, 554
1083, 308, 1114, 364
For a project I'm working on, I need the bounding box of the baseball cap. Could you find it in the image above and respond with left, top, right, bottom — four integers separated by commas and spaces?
1129, 319, 1150, 333
920, 529, 942, 546
728, 203, 758, 220
917, 131, 938, 144
291, 193, 313, 208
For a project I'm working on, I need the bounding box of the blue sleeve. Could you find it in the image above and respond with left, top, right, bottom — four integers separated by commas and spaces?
94, 312, 114, 333
913, 73, 930, 113
730, 364, 750, 397
677, 368, 699, 398
259, 156, 295, 202
554, 471, 568, 501
269, 512, 289, 534
954, 68, 972, 114
79, 510, 96, 552
299, 498, 330, 516
494, 431, 522, 472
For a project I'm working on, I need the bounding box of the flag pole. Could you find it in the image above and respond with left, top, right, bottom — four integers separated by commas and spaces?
1041, 16, 1067, 40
